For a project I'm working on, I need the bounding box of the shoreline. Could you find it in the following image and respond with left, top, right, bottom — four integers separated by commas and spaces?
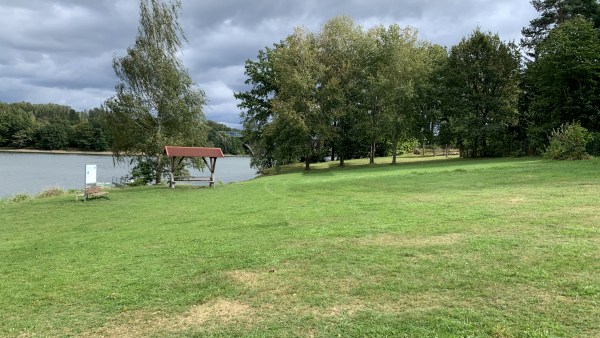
0, 148, 249, 157
0, 148, 114, 156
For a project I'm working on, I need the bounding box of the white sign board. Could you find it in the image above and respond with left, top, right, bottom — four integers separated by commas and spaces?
85, 164, 97, 185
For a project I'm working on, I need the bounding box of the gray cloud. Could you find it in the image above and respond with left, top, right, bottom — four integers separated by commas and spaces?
0, 0, 537, 128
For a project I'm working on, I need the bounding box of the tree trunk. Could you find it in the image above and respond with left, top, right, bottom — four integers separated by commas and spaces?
370, 141, 376, 164
392, 140, 398, 164
155, 157, 162, 184
339, 151, 345, 167
331, 145, 335, 161
305, 157, 310, 170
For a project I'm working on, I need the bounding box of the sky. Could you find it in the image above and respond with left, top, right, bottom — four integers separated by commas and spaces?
0, 0, 538, 129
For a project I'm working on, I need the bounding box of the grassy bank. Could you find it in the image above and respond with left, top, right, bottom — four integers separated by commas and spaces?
1, 156, 599, 336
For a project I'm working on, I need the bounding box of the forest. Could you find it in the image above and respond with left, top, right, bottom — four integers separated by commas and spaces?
236, 0, 600, 171
0, 102, 245, 155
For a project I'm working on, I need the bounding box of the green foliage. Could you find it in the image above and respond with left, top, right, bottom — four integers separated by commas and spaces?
206, 120, 244, 155
105, 0, 207, 183
271, 27, 325, 170
7, 193, 32, 203
318, 16, 369, 166
521, 0, 600, 55
35, 123, 71, 150
399, 138, 419, 154
0, 105, 35, 147
237, 17, 440, 169
129, 158, 158, 185
370, 24, 436, 164
526, 17, 600, 141
71, 121, 109, 151
586, 131, 600, 155
543, 122, 591, 159
0, 102, 110, 151
235, 46, 279, 172
442, 29, 521, 157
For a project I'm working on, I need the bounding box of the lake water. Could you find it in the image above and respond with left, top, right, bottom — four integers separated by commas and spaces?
0, 152, 256, 198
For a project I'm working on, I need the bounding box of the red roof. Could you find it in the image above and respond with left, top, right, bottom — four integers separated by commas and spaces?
164, 146, 224, 158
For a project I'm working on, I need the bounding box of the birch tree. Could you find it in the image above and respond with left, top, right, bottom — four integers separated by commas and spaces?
105, 0, 207, 183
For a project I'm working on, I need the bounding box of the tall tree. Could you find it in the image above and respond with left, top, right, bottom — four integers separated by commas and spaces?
235, 46, 279, 172
318, 16, 366, 166
443, 29, 521, 157
105, 0, 207, 183
526, 17, 600, 143
270, 28, 326, 170
373, 25, 436, 164
522, 0, 600, 55
413, 44, 449, 158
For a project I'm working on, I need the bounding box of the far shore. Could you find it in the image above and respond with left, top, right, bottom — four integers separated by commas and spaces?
0, 148, 113, 156
0, 148, 249, 157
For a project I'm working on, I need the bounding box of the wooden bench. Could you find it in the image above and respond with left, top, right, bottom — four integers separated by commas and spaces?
171, 176, 215, 187
173, 176, 214, 182
76, 186, 109, 201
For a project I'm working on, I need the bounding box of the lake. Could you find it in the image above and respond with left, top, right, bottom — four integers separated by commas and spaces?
0, 152, 256, 198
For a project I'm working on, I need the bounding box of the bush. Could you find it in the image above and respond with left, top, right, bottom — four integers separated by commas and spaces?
37, 186, 65, 198
130, 158, 157, 185
9, 193, 32, 203
586, 132, 600, 156
543, 122, 590, 160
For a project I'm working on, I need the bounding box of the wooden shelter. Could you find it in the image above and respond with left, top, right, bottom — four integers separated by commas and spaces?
164, 146, 225, 188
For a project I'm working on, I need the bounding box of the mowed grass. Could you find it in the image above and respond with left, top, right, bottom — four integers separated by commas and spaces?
1, 156, 599, 337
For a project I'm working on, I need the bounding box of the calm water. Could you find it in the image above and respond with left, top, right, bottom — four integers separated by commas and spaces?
0, 153, 256, 198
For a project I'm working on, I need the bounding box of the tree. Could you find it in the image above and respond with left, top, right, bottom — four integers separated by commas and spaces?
205, 121, 244, 155
270, 28, 326, 170
235, 46, 279, 172
522, 0, 600, 55
317, 16, 367, 166
526, 17, 600, 146
443, 29, 521, 157
0, 106, 35, 148
413, 44, 449, 158
373, 25, 437, 164
104, 0, 207, 183
35, 122, 70, 150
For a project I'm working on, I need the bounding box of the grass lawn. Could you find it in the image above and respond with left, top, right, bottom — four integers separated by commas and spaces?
1, 156, 599, 337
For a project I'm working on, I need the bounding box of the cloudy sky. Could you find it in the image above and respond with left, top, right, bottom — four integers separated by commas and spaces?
0, 0, 537, 129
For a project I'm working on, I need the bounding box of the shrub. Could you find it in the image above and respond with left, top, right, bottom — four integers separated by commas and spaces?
543, 122, 590, 160
586, 132, 600, 156
130, 158, 157, 185
37, 186, 65, 198
9, 193, 32, 203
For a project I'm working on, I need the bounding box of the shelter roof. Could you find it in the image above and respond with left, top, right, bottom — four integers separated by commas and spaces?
164, 146, 224, 158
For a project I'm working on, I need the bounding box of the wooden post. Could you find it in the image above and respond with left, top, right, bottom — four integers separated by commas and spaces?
210, 157, 217, 187
169, 157, 175, 188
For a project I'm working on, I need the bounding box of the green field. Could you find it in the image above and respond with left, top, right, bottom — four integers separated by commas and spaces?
1, 156, 599, 337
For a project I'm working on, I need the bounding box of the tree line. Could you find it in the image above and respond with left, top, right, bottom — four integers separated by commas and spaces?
0, 102, 110, 151
0, 101, 244, 155
236, 0, 600, 171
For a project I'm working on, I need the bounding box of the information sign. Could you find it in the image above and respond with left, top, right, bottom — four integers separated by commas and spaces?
85, 164, 97, 185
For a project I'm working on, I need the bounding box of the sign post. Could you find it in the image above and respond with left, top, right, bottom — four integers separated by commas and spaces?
84, 164, 97, 201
